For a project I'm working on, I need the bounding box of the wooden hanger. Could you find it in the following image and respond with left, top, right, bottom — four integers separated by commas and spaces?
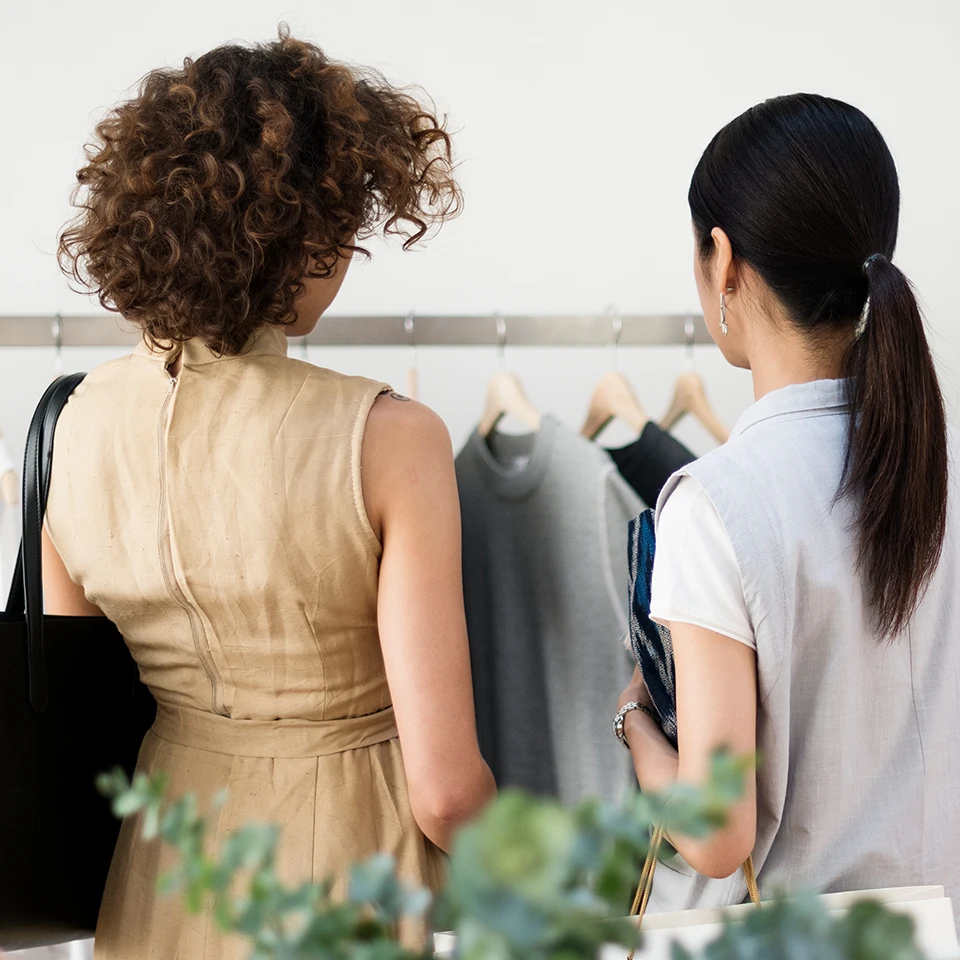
405, 368, 419, 402
660, 371, 729, 444
580, 311, 649, 441
479, 315, 542, 437
581, 371, 648, 441
479, 372, 542, 437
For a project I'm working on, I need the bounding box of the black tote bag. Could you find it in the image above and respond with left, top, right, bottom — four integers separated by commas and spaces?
0, 374, 156, 950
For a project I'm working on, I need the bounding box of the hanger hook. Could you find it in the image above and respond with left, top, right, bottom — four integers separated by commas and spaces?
52, 313, 64, 376
495, 312, 507, 372
405, 308, 418, 379
604, 305, 622, 372
683, 314, 696, 372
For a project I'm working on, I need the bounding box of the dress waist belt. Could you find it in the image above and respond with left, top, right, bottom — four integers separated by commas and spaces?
152, 701, 399, 758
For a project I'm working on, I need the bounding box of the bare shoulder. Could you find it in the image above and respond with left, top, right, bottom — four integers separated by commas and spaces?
364, 392, 453, 459
362, 393, 456, 538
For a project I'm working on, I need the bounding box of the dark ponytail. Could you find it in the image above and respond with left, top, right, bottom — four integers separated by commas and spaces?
844, 255, 947, 637
688, 93, 948, 639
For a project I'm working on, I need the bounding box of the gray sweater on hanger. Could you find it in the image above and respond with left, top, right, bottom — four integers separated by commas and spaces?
455, 414, 640, 804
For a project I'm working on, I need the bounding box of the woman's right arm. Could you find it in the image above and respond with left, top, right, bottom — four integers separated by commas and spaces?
362, 393, 496, 851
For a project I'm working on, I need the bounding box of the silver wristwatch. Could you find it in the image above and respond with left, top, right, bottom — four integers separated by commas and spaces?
612, 701, 659, 750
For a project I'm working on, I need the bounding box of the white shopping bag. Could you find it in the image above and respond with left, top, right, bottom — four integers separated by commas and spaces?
599, 886, 958, 960
435, 887, 958, 959
8, 941, 93, 960
433, 932, 455, 958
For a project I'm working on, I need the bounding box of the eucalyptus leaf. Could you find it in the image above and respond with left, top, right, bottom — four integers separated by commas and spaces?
670, 940, 695, 960
157, 866, 185, 897
349, 853, 399, 904
832, 900, 924, 960
111, 790, 150, 817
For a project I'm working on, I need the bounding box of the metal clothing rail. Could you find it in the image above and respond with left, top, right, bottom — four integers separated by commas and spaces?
0, 313, 714, 348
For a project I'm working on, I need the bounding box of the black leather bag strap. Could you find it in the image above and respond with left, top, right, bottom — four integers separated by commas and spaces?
4, 374, 87, 712
5, 376, 87, 617
4, 527, 24, 617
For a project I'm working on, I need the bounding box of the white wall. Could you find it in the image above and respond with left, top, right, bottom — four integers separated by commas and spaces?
0, 0, 957, 589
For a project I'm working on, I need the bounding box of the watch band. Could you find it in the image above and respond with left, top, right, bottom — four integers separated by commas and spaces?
613, 701, 660, 749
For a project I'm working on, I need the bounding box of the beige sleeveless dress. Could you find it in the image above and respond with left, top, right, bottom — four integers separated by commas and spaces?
45, 326, 443, 958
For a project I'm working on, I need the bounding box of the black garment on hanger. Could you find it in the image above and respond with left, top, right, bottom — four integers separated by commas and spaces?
608, 421, 695, 508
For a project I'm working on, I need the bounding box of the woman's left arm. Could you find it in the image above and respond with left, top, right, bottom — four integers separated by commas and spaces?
42, 527, 104, 616
620, 623, 757, 879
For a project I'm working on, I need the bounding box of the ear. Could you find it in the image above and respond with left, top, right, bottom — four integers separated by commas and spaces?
710, 227, 736, 293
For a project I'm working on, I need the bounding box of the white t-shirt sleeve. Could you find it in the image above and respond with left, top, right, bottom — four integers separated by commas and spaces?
649, 475, 755, 650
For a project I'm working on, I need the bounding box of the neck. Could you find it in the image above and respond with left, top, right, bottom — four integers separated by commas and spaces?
747, 316, 852, 401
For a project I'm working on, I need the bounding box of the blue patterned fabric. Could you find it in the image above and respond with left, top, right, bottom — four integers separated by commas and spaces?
627, 508, 677, 747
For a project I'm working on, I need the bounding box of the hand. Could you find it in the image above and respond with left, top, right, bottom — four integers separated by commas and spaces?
617, 665, 653, 713
618, 665, 679, 793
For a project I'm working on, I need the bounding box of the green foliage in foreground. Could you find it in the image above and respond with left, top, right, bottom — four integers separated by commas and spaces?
97, 751, 925, 960
676, 892, 924, 960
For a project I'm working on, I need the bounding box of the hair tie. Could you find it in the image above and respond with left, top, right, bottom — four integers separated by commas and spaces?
863, 253, 886, 273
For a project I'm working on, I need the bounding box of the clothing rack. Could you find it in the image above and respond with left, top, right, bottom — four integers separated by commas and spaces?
0, 313, 714, 348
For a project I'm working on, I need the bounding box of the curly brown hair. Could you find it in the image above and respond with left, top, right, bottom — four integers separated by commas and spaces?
59, 29, 460, 355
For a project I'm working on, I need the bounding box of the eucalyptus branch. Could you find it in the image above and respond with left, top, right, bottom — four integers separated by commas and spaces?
96, 770, 432, 960
97, 749, 926, 960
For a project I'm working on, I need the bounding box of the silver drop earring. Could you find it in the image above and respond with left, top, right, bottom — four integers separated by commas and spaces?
719, 293, 729, 336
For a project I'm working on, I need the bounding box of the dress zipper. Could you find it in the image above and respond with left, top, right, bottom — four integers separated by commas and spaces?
157, 372, 226, 715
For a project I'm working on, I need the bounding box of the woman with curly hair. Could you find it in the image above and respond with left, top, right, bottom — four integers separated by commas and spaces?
44, 31, 495, 957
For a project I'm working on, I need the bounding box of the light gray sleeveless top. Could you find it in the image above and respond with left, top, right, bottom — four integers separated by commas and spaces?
650, 379, 960, 923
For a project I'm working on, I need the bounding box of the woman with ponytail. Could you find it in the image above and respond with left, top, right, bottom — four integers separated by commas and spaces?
615, 94, 959, 920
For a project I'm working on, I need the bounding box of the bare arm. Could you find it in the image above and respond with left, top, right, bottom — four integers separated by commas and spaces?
620, 623, 757, 878
42, 527, 105, 616
362, 393, 496, 850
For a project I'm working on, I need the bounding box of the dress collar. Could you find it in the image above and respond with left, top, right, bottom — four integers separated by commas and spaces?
133, 324, 289, 366
731, 378, 851, 439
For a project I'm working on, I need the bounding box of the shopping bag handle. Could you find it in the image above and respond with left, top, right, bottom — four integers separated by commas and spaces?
4, 373, 87, 713
626, 826, 761, 960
